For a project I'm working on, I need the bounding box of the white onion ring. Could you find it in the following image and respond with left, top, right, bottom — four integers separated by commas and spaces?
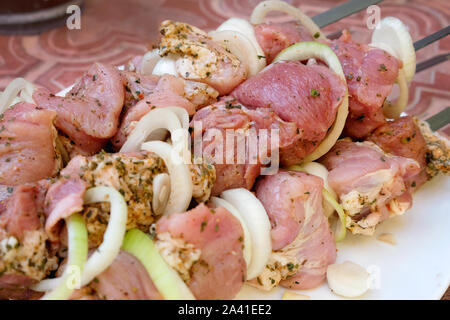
120, 107, 188, 153
382, 67, 409, 119
209, 30, 265, 76
152, 56, 178, 77
250, 0, 325, 40
140, 49, 162, 75
216, 17, 266, 58
210, 197, 253, 268
141, 141, 193, 215
0, 78, 34, 115
220, 188, 272, 280
152, 173, 171, 216
33, 186, 128, 291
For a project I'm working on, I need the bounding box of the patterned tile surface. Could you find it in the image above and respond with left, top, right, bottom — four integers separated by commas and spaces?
0, 0, 449, 299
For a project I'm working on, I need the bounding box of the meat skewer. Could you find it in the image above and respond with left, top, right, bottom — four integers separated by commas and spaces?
1, 0, 449, 301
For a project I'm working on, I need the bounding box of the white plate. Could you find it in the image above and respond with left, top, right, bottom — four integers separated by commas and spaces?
57, 79, 450, 300
236, 174, 450, 300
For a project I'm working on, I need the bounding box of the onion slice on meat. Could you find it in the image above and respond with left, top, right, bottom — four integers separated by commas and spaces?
371, 17, 416, 83
122, 228, 196, 300
40, 214, 88, 300
322, 188, 347, 242
370, 17, 414, 119
250, 0, 325, 40
381, 68, 409, 119
120, 107, 189, 154
79, 186, 128, 285
210, 197, 252, 268
220, 188, 272, 280
288, 162, 337, 217
152, 56, 179, 77
209, 30, 266, 76
141, 141, 192, 215
140, 49, 162, 75
327, 261, 370, 298
152, 173, 171, 216
34, 187, 128, 292
0, 78, 34, 115
216, 17, 266, 58
274, 41, 349, 162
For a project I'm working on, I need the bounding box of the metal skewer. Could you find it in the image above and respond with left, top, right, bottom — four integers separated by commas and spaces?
416, 53, 450, 73
312, 0, 384, 28
414, 26, 450, 52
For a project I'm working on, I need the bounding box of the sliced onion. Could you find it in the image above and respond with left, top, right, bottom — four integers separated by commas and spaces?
274, 42, 349, 162
209, 30, 266, 76
0, 78, 34, 115
250, 0, 324, 40
382, 68, 409, 119
220, 188, 271, 279
288, 162, 337, 217
327, 261, 370, 298
120, 107, 187, 153
322, 188, 347, 242
141, 141, 192, 215
152, 56, 178, 77
40, 214, 88, 300
122, 228, 195, 300
371, 17, 416, 83
140, 49, 162, 75
210, 197, 252, 268
216, 17, 266, 58
33, 186, 128, 292
165, 106, 189, 130
152, 173, 171, 216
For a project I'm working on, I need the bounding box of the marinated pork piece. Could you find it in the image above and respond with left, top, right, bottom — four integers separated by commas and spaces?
332, 31, 401, 139
158, 21, 247, 95
156, 203, 246, 300
232, 61, 346, 165
0, 183, 58, 299
71, 250, 162, 300
112, 73, 218, 149
414, 118, 450, 178
52, 152, 166, 246
254, 171, 336, 290
368, 116, 429, 190
191, 97, 300, 195
33, 63, 125, 155
320, 140, 421, 235
253, 24, 401, 139
45, 152, 215, 246
254, 21, 314, 63
0, 102, 62, 186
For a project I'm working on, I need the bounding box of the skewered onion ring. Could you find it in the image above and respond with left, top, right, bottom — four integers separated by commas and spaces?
0, 78, 34, 115
33, 187, 128, 291
220, 188, 272, 280
371, 17, 414, 119
120, 107, 189, 154
250, 0, 325, 40
209, 30, 266, 76
210, 196, 253, 268
141, 141, 192, 215
152, 173, 171, 216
